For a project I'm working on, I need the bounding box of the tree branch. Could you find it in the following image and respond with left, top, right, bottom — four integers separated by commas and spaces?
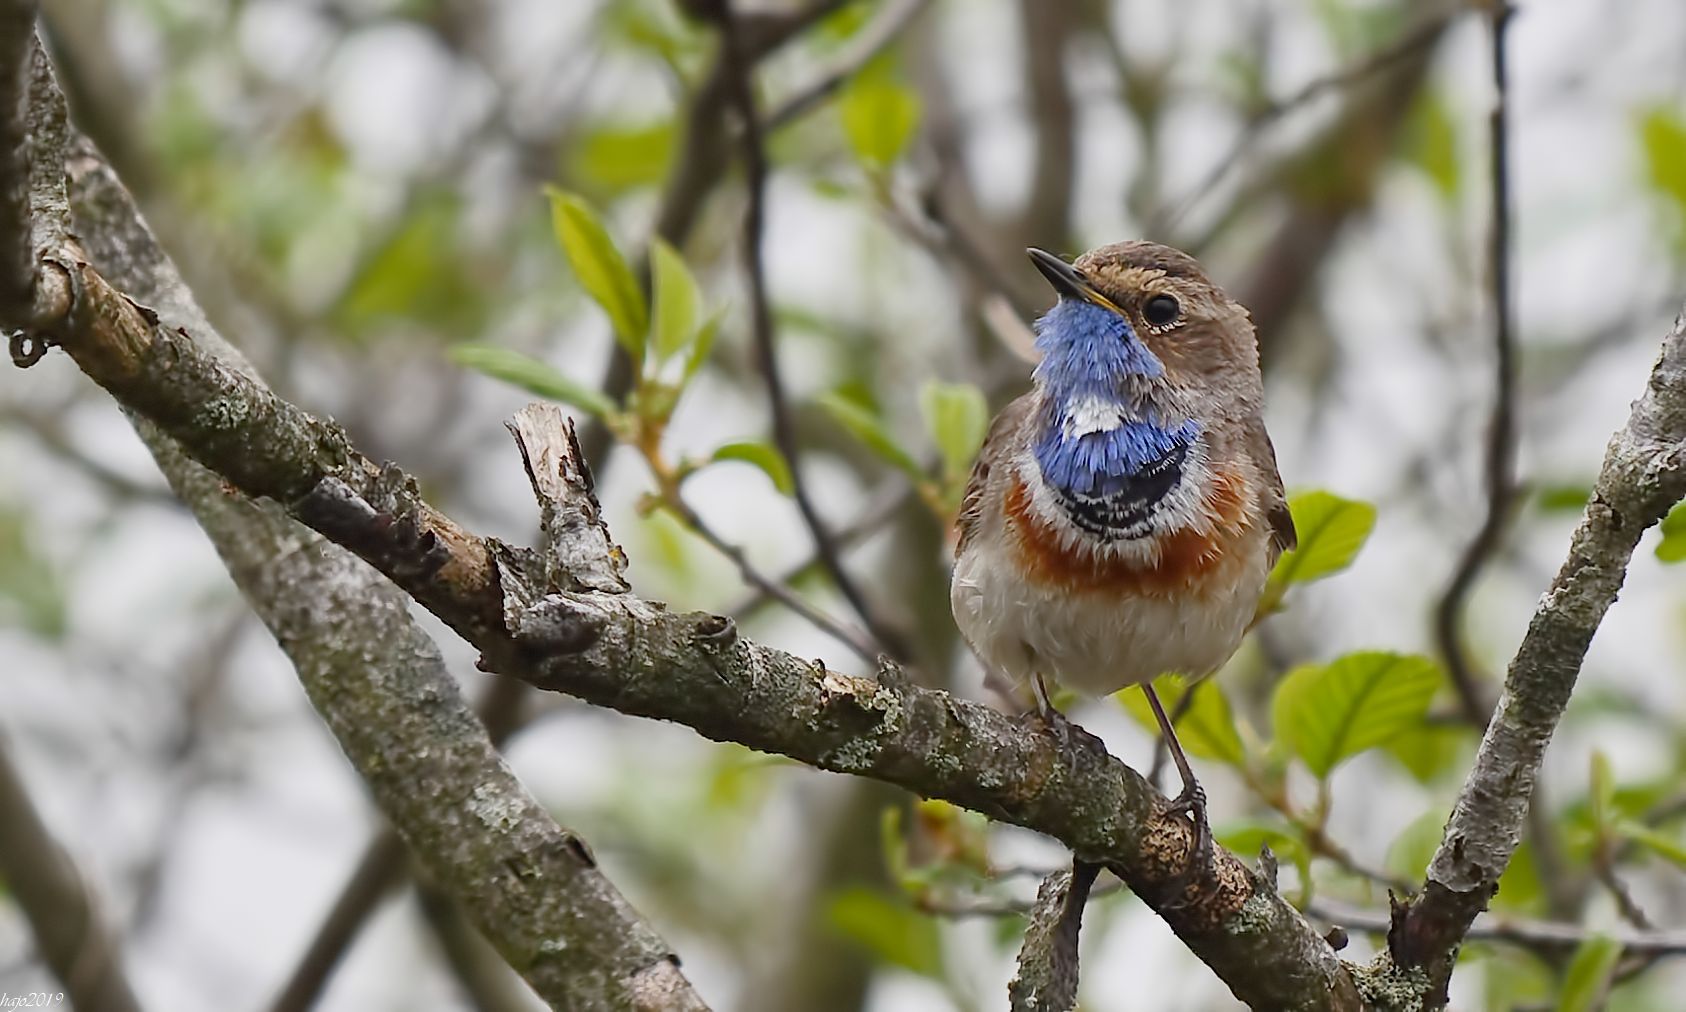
1385, 304, 1686, 1003
1432, 1, 1517, 726
0, 731, 144, 1012
715, 0, 910, 661
1007, 862, 1098, 1012
9, 238, 1360, 1005
0, 43, 706, 1012
1312, 898, 1686, 960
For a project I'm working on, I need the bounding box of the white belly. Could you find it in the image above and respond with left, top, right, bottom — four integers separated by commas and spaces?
949, 535, 1269, 696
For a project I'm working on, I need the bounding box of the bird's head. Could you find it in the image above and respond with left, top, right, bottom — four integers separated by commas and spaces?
1026, 241, 1258, 412
1021, 242, 1263, 539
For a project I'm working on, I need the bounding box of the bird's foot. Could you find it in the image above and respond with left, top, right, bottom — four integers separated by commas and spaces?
1159, 779, 1213, 909
1031, 677, 1106, 774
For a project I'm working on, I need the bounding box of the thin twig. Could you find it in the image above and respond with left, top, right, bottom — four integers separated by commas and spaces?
0, 730, 144, 1012
667, 496, 881, 664
723, 481, 916, 621
917, 878, 1127, 919
1593, 848, 1655, 932
1311, 898, 1686, 959
1431, 2, 1518, 727
717, 0, 907, 660
575, 0, 854, 468
764, 0, 932, 130
1154, 7, 1455, 236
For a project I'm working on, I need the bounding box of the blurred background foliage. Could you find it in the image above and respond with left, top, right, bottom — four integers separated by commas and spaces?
3, 0, 1686, 1009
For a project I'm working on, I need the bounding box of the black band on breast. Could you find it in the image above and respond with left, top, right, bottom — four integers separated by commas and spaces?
1046, 439, 1188, 541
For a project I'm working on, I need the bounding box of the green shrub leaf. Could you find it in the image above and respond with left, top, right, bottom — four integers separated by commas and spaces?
711, 441, 794, 495
1118, 678, 1246, 768
546, 188, 648, 358
1215, 819, 1310, 893
1386, 809, 1448, 882
1558, 934, 1621, 1012
1271, 651, 1442, 778
682, 310, 723, 385
650, 238, 701, 362
818, 392, 925, 480
1616, 821, 1686, 869
1269, 491, 1377, 586
918, 380, 988, 482
1657, 500, 1686, 563
450, 344, 618, 419
839, 61, 920, 170
825, 887, 943, 979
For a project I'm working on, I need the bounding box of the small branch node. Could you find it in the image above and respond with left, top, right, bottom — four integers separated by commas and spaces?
8, 328, 49, 367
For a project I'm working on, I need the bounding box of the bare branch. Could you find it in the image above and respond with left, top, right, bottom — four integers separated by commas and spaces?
1008, 862, 1099, 1012
0, 731, 144, 1012
1312, 898, 1686, 960
716, 0, 909, 660
14, 247, 1361, 1004
765, 0, 932, 130
1432, 1, 1517, 726
0, 2, 38, 313
1155, 5, 1455, 238
0, 48, 707, 1011
269, 676, 535, 1012
1386, 301, 1686, 1001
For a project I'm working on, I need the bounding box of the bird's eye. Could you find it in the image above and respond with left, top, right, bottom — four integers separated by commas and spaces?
1142, 294, 1180, 327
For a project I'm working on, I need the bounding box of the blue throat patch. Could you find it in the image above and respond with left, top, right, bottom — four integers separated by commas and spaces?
1030, 299, 1199, 539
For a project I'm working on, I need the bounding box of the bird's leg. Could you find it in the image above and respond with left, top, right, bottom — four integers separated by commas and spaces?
1030, 672, 1105, 772
1143, 683, 1212, 903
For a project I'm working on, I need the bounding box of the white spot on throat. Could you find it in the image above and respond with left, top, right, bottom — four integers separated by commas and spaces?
1062, 395, 1127, 438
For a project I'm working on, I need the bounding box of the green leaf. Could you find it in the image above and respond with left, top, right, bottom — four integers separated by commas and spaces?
1269, 491, 1377, 586
0, 508, 66, 639
1589, 750, 1616, 832
1536, 484, 1593, 513
1386, 809, 1448, 882
1401, 90, 1460, 200
839, 60, 921, 170
1657, 500, 1686, 563
711, 441, 794, 495
1558, 934, 1621, 1012
825, 887, 943, 979
1474, 945, 1555, 1011
650, 238, 701, 362
1615, 821, 1686, 870
1640, 106, 1686, 218
449, 344, 618, 419
918, 381, 989, 483
1215, 819, 1311, 891
1119, 678, 1246, 768
1383, 721, 1471, 784
569, 119, 675, 192
681, 310, 723, 385
335, 196, 485, 339
545, 188, 648, 358
1494, 840, 1544, 914
817, 392, 925, 480
1271, 651, 1442, 779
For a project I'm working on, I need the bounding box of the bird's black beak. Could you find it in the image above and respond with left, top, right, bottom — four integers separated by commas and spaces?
1027, 247, 1106, 306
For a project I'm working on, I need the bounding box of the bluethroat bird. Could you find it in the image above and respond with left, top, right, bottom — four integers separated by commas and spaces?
950, 241, 1295, 875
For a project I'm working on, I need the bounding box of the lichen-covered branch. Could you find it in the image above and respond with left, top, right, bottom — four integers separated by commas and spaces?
7, 197, 1360, 1006
1384, 307, 1686, 1004
0, 36, 706, 1012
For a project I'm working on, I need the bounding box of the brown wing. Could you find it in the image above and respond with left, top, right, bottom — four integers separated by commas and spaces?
1244, 414, 1296, 560
955, 393, 1035, 555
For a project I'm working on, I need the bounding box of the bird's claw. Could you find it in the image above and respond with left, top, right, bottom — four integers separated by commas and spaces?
1034, 699, 1106, 776
1159, 780, 1213, 909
